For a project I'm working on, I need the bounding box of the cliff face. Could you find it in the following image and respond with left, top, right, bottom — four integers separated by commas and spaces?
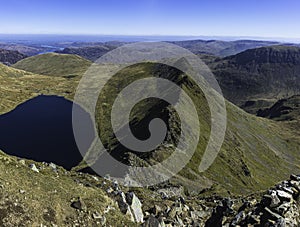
0, 49, 27, 65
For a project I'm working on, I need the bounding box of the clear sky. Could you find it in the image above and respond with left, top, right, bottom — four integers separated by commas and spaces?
0, 0, 299, 39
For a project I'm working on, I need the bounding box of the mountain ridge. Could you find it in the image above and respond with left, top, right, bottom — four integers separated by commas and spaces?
211, 45, 300, 113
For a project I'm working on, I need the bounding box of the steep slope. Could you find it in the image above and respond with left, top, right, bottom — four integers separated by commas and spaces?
211, 45, 300, 112
13, 53, 92, 77
0, 49, 27, 65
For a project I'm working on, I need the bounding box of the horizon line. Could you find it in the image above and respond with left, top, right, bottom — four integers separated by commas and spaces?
0, 33, 299, 43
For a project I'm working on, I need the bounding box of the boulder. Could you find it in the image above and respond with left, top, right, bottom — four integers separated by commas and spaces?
126, 192, 144, 223
49, 162, 57, 171
270, 191, 281, 208
29, 163, 39, 172
276, 190, 293, 201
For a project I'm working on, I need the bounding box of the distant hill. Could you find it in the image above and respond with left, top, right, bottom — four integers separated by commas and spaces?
54, 39, 284, 62
0, 43, 48, 56
56, 45, 117, 61
13, 53, 92, 77
171, 39, 282, 56
55, 41, 129, 61
211, 45, 300, 112
0, 49, 27, 65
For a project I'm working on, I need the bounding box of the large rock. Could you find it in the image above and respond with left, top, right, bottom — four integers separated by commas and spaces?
117, 192, 135, 222
126, 192, 144, 223
276, 190, 293, 201
29, 163, 39, 173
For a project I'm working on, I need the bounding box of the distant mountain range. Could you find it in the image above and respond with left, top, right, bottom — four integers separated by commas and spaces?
1, 38, 299, 61
171, 39, 284, 56
11, 42, 300, 115
54, 39, 300, 61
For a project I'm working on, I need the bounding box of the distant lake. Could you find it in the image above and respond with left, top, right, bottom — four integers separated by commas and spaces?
0, 95, 94, 170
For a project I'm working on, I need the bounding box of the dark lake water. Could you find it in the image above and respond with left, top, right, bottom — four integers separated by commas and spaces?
0, 95, 94, 170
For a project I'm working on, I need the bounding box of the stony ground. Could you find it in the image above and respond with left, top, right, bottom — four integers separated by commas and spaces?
1, 148, 300, 226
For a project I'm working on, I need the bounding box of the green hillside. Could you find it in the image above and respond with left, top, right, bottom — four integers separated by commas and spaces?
0, 63, 78, 115
0, 63, 33, 77
13, 53, 92, 78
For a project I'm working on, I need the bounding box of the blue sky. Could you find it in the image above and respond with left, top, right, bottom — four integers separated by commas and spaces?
0, 0, 299, 38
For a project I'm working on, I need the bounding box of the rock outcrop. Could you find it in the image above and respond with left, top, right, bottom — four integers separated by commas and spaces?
229, 174, 300, 226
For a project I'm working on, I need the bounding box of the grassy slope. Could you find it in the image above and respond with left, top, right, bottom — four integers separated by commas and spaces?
0, 63, 78, 115
0, 150, 134, 226
1, 54, 300, 197
13, 53, 92, 78
0, 63, 33, 77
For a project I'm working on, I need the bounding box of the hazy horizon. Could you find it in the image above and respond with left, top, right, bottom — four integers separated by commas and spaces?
0, 33, 300, 44
1, 0, 300, 40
